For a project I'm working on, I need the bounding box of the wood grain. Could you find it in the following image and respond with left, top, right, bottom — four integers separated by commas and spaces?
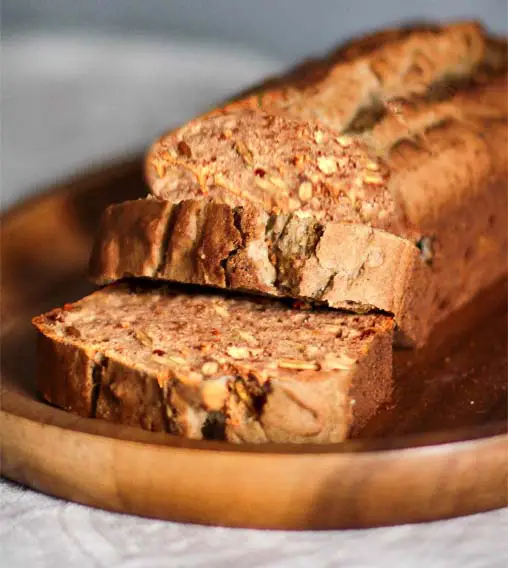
1, 158, 507, 529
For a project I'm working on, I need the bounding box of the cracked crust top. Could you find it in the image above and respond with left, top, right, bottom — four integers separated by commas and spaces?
218, 21, 507, 133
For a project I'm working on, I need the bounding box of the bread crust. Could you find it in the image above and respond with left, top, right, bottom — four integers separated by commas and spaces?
213, 21, 507, 133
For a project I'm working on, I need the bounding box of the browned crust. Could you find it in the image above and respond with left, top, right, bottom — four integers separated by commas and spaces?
89, 198, 173, 281
212, 21, 507, 133
89, 198, 425, 344
96, 358, 168, 432
35, 331, 98, 418
34, 323, 169, 432
32, 303, 394, 444
347, 322, 394, 437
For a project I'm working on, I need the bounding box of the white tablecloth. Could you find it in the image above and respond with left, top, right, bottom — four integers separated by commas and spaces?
2, 479, 506, 568
1, 33, 507, 568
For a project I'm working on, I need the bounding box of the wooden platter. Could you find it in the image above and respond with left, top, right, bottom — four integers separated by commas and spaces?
1, 159, 507, 530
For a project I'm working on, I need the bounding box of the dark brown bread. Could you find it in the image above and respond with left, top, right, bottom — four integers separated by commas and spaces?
89, 198, 426, 344
31, 22, 508, 444
33, 283, 393, 443
142, 23, 507, 345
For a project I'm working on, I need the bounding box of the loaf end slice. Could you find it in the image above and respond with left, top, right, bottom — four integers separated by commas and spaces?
32, 283, 394, 444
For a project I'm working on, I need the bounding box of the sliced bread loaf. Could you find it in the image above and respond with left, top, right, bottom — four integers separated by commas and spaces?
32, 282, 393, 444
144, 69, 507, 345
96, 76, 507, 345
89, 198, 425, 344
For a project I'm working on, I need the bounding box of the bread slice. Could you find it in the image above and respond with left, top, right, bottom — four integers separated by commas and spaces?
32, 282, 393, 444
89, 198, 426, 344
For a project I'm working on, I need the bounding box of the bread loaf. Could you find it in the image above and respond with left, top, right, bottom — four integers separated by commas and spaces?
33, 283, 393, 443
32, 21, 507, 443
142, 22, 507, 343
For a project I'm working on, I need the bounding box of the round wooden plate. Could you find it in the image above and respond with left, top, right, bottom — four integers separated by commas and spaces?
1, 159, 507, 530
